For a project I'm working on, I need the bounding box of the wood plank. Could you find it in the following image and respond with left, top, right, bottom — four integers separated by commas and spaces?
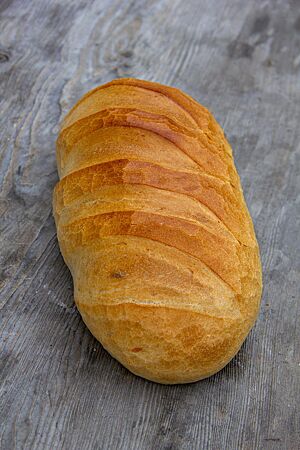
0, 0, 299, 449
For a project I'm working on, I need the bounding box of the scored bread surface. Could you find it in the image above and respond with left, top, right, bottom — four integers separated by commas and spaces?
53, 78, 262, 384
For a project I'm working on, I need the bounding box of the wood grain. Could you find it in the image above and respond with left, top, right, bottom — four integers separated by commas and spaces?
0, 0, 299, 448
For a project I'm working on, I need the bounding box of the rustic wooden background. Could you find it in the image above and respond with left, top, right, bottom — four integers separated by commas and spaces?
0, 0, 299, 449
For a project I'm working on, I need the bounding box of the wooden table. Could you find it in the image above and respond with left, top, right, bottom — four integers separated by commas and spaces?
1, 0, 299, 449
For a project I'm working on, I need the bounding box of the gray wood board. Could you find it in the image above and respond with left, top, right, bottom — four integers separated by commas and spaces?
0, 0, 299, 449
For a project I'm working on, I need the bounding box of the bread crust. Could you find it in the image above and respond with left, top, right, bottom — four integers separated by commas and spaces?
53, 78, 262, 384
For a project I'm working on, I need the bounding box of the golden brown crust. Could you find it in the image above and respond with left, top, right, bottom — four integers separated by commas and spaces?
54, 158, 253, 245
79, 303, 249, 384
53, 78, 262, 384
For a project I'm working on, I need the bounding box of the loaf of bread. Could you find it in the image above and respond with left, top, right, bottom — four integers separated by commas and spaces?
53, 78, 262, 384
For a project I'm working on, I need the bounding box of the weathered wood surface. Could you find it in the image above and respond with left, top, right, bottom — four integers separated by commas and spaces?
0, 0, 299, 448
